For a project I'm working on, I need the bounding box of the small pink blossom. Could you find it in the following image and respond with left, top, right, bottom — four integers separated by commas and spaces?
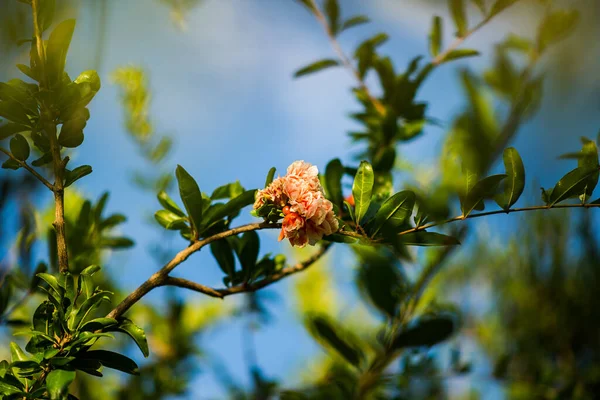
253, 161, 339, 247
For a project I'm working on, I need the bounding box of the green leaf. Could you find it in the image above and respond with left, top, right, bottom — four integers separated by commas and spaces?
100, 214, 127, 229
210, 240, 236, 281
37, 273, 63, 297
324, 0, 340, 35
202, 189, 256, 229
100, 237, 134, 248
37, 0, 56, 32
370, 191, 416, 236
9, 134, 29, 161
2, 159, 21, 170
358, 262, 407, 318
578, 140, 599, 201
537, 9, 579, 53
344, 200, 355, 222
46, 369, 76, 400
294, 59, 340, 78
175, 165, 203, 238
352, 161, 374, 224
340, 15, 369, 32
494, 147, 525, 210
448, 0, 468, 37
489, 0, 518, 18
82, 350, 139, 375
0, 123, 29, 140
79, 317, 118, 332
64, 165, 92, 187
105, 318, 149, 357
211, 181, 244, 200
31, 152, 53, 167
80, 265, 100, 276
391, 315, 456, 349
325, 158, 343, 208
58, 115, 86, 148
10, 342, 28, 362
307, 315, 364, 368
237, 231, 259, 276
265, 167, 276, 187
399, 231, 461, 246
548, 167, 599, 206
461, 174, 507, 217
68, 291, 110, 331
45, 19, 76, 87
0, 101, 30, 125
441, 49, 480, 63
429, 16, 442, 57
157, 191, 185, 217
154, 210, 188, 230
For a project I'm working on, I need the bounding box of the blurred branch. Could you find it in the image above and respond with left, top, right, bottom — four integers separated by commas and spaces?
0, 147, 54, 190
307, 0, 386, 115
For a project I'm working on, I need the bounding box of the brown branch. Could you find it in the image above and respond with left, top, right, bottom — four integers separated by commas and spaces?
106, 222, 280, 319
161, 243, 331, 299
32, 0, 70, 274
308, 0, 386, 115
0, 147, 54, 190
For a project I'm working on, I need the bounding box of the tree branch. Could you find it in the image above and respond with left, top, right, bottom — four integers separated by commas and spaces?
308, 0, 386, 115
161, 243, 331, 299
0, 147, 54, 190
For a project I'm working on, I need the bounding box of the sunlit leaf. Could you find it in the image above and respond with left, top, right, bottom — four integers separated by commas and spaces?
175, 165, 203, 238
449, 0, 468, 37
352, 161, 374, 224
495, 147, 525, 210
549, 167, 598, 206
370, 191, 415, 236
106, 318, 149, 357
461, 174, 506, 217
429, 16, 442, 57
45, 19, 76, 87
441, 49, 480, 63
46, 369, 76, 400
340, 15, 369, 32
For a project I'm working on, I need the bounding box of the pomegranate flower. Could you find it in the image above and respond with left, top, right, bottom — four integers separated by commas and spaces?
253, 161, 339, 247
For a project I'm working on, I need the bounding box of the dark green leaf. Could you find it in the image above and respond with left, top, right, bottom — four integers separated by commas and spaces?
325, 158, 343, 207
494, 147, 525, 210
340, 15, 369, 32
352, 161, 374, 224
46, 369, 75, 400
64, 165, 92, 187
83, 350, 139, 375
370, 191, 416, 236
58, 115, 86, 148
9, 134, 29, 161
79, 317, 118, 332
100, 214, 127, 229
31, 152, 53, 166
0, 101, 30, 125
358, 262, 407, 318
2, 159, 21, 170
429, 16, 442, 57
391, 315, 456, 348
549, 167, 599, 206
449, 0, 468, 37
0, 123, 29, 140
45, 19, 76, 87
461, 174, 506, 217
238, 231, 259, 275
211, 181, 244, 200
294, 59, 340, 78
175, 165, 203, 237
307, 315, 364, 368
37, 0, 56, 32
202, 189, 256, 229
100, 237, 134, 248
324, 0, 340, 35
265, 167, 276, 187
537, 9, 579, 53
399, 231, 461, 246
105, 317, 149, 357
68, 291, 111, 331
210, 240, 236, 281
37, 273, 63, 297
578, 140, 599, 201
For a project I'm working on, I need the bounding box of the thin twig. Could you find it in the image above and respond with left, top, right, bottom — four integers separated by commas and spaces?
106, 222, 280, 319
308, 0, 386, 115
161, 243, 331, 299
0, 147, 54, 191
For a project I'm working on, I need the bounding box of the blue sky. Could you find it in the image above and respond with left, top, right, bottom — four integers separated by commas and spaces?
2, 0, 600, 398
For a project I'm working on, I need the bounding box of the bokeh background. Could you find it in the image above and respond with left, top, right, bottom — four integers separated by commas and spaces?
1, 0, 599, 398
